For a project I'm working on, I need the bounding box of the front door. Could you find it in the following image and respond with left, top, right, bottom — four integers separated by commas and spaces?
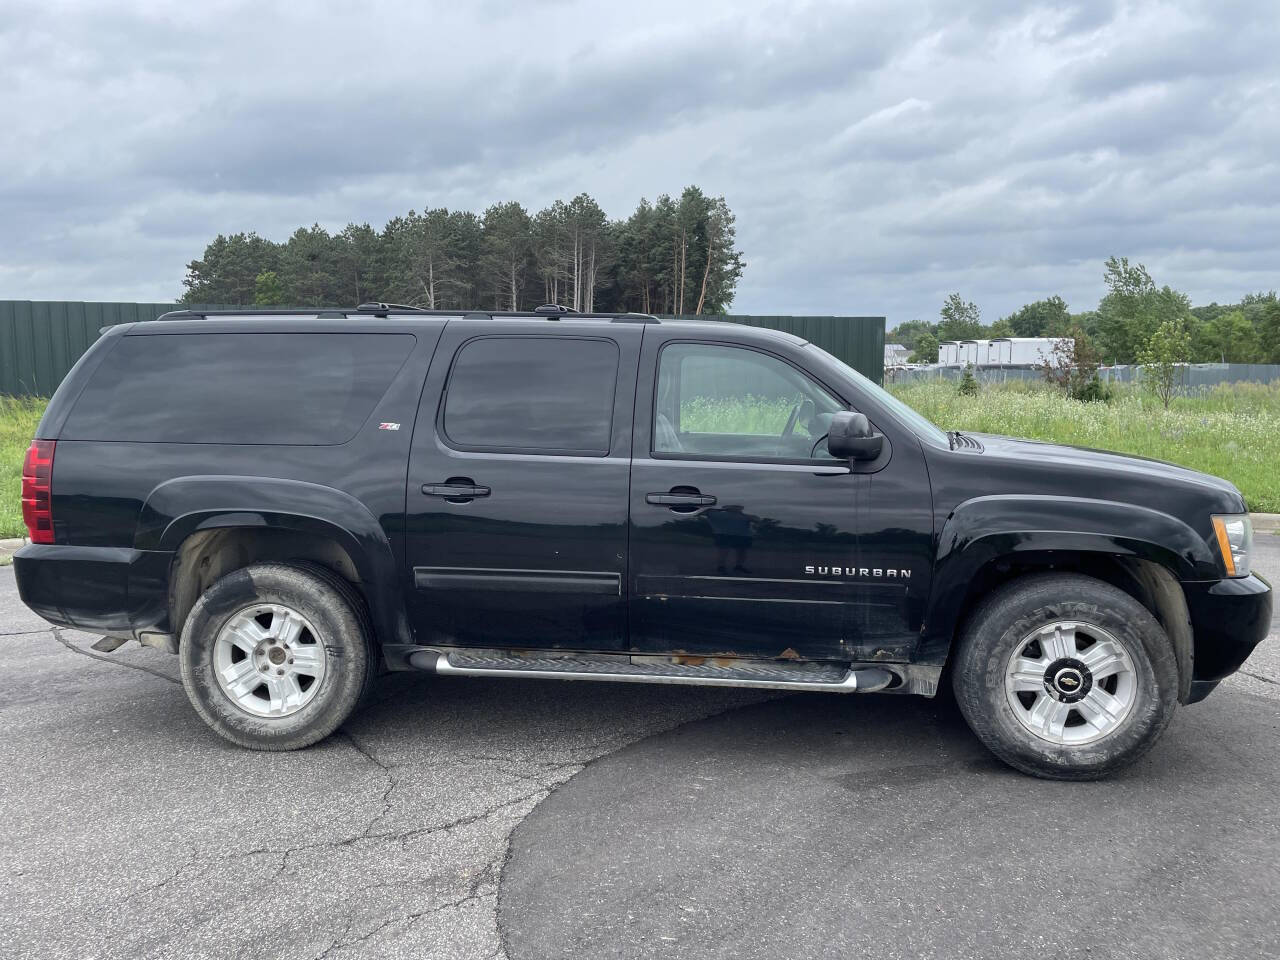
628, 337, 862, 662
405, 320, 641, 651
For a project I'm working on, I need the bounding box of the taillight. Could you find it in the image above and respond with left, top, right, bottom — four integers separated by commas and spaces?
21, 440, 55, 544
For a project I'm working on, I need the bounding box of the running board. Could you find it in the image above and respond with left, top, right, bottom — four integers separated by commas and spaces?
406, 649, 897, 693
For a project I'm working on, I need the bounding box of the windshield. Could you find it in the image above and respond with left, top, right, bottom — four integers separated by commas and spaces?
804, 344, 950, 447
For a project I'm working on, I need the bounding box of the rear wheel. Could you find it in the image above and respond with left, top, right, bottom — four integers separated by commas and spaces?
179, 562, 376, 750
952, 573, 1178, 780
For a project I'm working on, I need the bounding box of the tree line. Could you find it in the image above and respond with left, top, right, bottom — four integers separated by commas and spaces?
893, 256, 1280, 367
180, 186, 744, 316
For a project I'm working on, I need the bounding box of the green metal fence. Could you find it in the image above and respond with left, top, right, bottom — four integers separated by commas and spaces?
660, 314, 885, 383
0, 301, 236, 397
0, 301, 885, 396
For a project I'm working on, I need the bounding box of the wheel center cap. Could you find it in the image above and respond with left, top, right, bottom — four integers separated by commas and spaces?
1043, 657, 1093, 703
1053, 667, 1083, 694
268, 647, 287, 665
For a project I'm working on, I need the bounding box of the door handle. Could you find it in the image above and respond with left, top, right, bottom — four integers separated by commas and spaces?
646, 492, 716, 507
423, 482, 491, 498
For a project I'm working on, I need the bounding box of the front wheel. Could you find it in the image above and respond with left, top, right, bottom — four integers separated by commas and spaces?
952, 573, 1179, 780
179, 562, 377, 750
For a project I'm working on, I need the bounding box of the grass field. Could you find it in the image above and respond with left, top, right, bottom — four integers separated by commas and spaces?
1, 396, 46, 541
890, 380, 1280, 513
1, 381, 1277, 539
680, 395, 803, 435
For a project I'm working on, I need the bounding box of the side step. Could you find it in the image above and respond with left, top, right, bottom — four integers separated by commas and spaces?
407, 649, 897, 693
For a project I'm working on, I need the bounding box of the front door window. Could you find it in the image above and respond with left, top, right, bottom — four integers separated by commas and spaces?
654, 343, 844, 461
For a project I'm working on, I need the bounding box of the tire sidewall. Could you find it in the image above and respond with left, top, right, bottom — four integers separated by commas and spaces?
179, 563, 370, 750
955, 576, 1179, 779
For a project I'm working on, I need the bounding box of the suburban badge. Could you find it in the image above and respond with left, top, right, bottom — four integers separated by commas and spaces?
805, 565, 911, 578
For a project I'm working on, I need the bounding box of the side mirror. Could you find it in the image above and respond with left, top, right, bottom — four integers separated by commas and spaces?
827, 411, 883, 461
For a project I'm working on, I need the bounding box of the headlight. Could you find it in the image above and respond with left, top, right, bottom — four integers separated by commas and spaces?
1211, 514, 1252, 577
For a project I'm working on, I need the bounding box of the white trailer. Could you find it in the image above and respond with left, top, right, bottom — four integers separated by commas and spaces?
958, 340, 989, 366
989, 337, 1072, 366
989, 339, 1013, 365
938, 341, 960, 366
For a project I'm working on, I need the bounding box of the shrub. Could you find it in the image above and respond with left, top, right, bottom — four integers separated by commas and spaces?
1071, 372, 1113, 404
1040, 325, 1104, 399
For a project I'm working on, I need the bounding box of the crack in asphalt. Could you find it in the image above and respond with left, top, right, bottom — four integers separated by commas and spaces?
130, 787, 550, 902
332, 728, 401, 849
123, 848, 203, 904
1240, 669, 1279, 685
309, 888, 500, 960
339, 728, 390, 770
51, 627, 181, 685
95, 718, 553, 933
386, 789, 548, 849
470, 755, 584, 789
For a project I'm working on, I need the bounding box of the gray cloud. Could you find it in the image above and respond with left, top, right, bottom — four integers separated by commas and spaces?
1, 0, 1278, 326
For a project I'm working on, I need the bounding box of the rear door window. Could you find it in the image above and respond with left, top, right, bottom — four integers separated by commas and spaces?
61, 332, 414, 444
441, 337, 619, 455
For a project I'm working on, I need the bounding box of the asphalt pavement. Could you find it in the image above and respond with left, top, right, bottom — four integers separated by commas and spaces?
501, 668, 1280, 960
501, 535, 1280, 960
1, 537, 1277, 959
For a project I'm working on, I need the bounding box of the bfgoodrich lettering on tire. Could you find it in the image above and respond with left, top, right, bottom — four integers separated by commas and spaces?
952, 573, 1179, 780
179, 562, 377, 750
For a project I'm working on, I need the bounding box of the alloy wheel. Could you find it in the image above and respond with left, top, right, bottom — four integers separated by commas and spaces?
213, 603, 327, 718
1003, 620, 1138, 746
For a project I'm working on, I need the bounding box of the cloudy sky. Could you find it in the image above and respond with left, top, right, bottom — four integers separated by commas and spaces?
2, 0, 1277, 328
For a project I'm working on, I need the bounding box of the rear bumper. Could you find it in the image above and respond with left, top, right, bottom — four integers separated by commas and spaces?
1183, 572, 1272, 698
13, 543, 171, 639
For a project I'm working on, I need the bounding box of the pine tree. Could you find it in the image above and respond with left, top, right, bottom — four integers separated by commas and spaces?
177, 188, 744, 313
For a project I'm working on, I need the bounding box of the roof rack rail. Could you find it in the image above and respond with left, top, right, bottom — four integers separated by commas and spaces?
356, 302, 428, 315
610, 313, 659, 324
148, 306, 662, 324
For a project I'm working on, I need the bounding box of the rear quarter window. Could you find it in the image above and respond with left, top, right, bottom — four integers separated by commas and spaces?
61, 332, 414, 445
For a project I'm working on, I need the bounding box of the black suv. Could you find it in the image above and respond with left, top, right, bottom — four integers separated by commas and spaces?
14, 305, 1271, 779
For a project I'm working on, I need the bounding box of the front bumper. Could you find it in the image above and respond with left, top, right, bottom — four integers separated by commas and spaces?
1183, 572, 1272, 702
12, 543, 172, 639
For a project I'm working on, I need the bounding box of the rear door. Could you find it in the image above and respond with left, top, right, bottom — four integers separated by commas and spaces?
404, 319, 641, 651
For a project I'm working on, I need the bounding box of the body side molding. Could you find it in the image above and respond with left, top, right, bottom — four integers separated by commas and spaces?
415, 567, 621, 595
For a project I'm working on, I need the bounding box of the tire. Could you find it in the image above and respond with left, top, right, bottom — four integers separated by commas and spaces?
179, 562, 377, 750
287, 559, 385, 699
951, 573, 1179, 780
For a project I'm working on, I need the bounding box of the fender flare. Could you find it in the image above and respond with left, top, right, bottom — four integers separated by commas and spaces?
136, 475, 410, 647
922, 495, 1216, 671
